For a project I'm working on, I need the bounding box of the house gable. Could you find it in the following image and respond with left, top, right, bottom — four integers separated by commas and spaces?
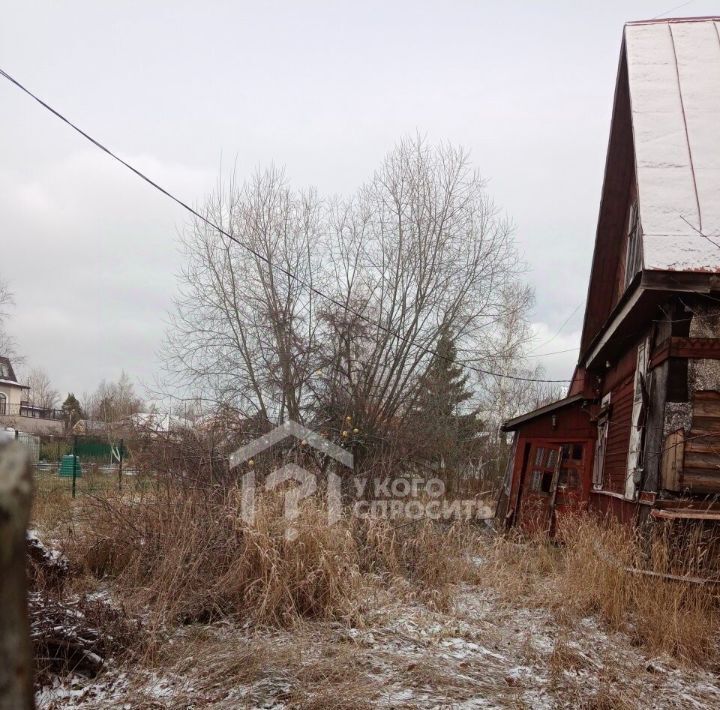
579, 43, 637, 357
579, 17, 720, 367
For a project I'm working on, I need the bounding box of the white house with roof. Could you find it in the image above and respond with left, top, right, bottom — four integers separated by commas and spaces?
0, 355, 65, 434
0, 355, 29, 416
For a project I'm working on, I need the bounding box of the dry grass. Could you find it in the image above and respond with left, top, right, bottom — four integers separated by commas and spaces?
483, 514, 720, 666
353, 516, 479, 610
61, 481, 481, 637
65, 487, 360, 630
32, 470, 720, 707
556, 515, 720, 663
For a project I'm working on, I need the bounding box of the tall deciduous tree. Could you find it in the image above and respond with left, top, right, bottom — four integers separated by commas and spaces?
88, 371, 143, 423
0, 276, 16, 359
165, 137, 532, 470
26, 368, 59, 410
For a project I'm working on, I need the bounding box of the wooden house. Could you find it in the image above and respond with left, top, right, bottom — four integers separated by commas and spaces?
498, 17, 720, 531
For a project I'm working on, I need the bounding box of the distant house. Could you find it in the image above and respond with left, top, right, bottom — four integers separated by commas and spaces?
499, 17, 720, 531
0, 355, 30, 417
0, 355, 64, 434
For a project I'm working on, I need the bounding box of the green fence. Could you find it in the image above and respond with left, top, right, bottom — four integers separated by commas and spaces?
36, 434, 129, 498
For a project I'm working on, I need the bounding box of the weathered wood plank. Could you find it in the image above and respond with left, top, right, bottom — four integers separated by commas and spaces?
683, 452, 720, 469
661, 429, 684, 491
678, 468, 720, 493
0, 442, 34, 710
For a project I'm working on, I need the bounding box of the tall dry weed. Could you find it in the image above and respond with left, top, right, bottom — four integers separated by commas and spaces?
556, 515, 719, 663
65, 481, 481, 629
484, 514, 720, 665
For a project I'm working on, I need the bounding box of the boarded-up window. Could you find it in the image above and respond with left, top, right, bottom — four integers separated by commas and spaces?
626, 339, 649, 499
593, 394, 611, 490
624, 201, 642, 288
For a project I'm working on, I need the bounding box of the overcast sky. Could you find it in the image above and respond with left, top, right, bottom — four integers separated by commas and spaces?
1, 0, 717, 402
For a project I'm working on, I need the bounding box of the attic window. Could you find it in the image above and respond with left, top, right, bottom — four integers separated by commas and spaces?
624, 201, 642, 288
0, 363, 7, 379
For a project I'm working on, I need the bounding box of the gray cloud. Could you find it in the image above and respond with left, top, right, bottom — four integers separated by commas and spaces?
2, 0, 716, 396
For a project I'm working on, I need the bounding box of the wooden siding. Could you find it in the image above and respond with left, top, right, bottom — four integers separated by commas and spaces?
604, 378, 634, 493
579, 49, 635, 355
679, 391, 720, 494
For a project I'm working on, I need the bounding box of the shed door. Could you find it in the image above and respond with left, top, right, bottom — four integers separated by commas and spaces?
518, 440, 587, 533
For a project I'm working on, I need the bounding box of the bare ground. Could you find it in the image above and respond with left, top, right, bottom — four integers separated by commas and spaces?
36, 574, 720, 709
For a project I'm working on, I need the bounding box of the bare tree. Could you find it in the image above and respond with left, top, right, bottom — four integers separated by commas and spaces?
165, 138, 532, 470
0, 276, 16, 359
318, 137, 529, 452
25, 368, 59, 409
88, 371, 143, 424
165, 167, 323, 427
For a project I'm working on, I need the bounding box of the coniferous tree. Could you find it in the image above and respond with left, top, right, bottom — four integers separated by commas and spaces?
414, 333, 481, 468
61, 393, 85, 431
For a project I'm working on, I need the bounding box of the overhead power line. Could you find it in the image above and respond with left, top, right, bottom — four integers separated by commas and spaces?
527, 303, 582, 354
524, 346, 579, 358
0, 66, 571, 384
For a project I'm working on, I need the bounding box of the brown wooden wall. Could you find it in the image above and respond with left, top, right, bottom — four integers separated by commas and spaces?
513, 404, 595, 440
601, 344, 638, 494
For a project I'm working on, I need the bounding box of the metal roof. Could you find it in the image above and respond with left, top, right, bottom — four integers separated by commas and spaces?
626, 18, 720, 271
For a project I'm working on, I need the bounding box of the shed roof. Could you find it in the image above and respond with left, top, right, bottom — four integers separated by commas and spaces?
626, 18, 720, 271
501, 394, 586, 432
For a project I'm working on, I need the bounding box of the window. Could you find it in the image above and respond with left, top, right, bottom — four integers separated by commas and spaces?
624, 201, 642, 288
531, 470, 543, 492
0, 393, 6, 415
593, 394, 611, 490
534, 447, 545, 466
626, 338, 650, 500
558, 468, 579, 489
0, 363, 7, 379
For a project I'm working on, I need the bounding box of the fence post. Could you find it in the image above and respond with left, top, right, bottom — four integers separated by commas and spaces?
72, 435, 77, 499
0, 442, 35, 709
118, 438, 124, 492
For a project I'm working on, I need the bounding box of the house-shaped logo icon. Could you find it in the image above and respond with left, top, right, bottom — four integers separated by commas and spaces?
229, 420, 353, 469
230, 420, 352, 539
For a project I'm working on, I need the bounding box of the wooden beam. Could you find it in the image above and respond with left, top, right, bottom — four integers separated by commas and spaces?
651, 508, 720, 521
0, 443, 34, 710
649, 337, 720, 370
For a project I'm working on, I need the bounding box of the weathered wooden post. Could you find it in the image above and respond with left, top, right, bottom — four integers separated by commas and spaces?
118, 438, 124, 492
0, 441, 35, 709
71, 435, 78, 499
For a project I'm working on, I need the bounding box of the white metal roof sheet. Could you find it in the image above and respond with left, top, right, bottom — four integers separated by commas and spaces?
625, 19, 720, 271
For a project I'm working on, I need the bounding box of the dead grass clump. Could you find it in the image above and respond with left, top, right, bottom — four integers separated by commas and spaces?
555, 515, 720, 664
478, 528, 560, 601
481, 515, 719, 665
68, 486, 362, 628
31, 482, 74, 535
66, 478, 483, 630
353, 517, 478, 609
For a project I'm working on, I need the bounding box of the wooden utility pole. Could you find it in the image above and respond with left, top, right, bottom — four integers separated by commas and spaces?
0, 441, 34, 709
